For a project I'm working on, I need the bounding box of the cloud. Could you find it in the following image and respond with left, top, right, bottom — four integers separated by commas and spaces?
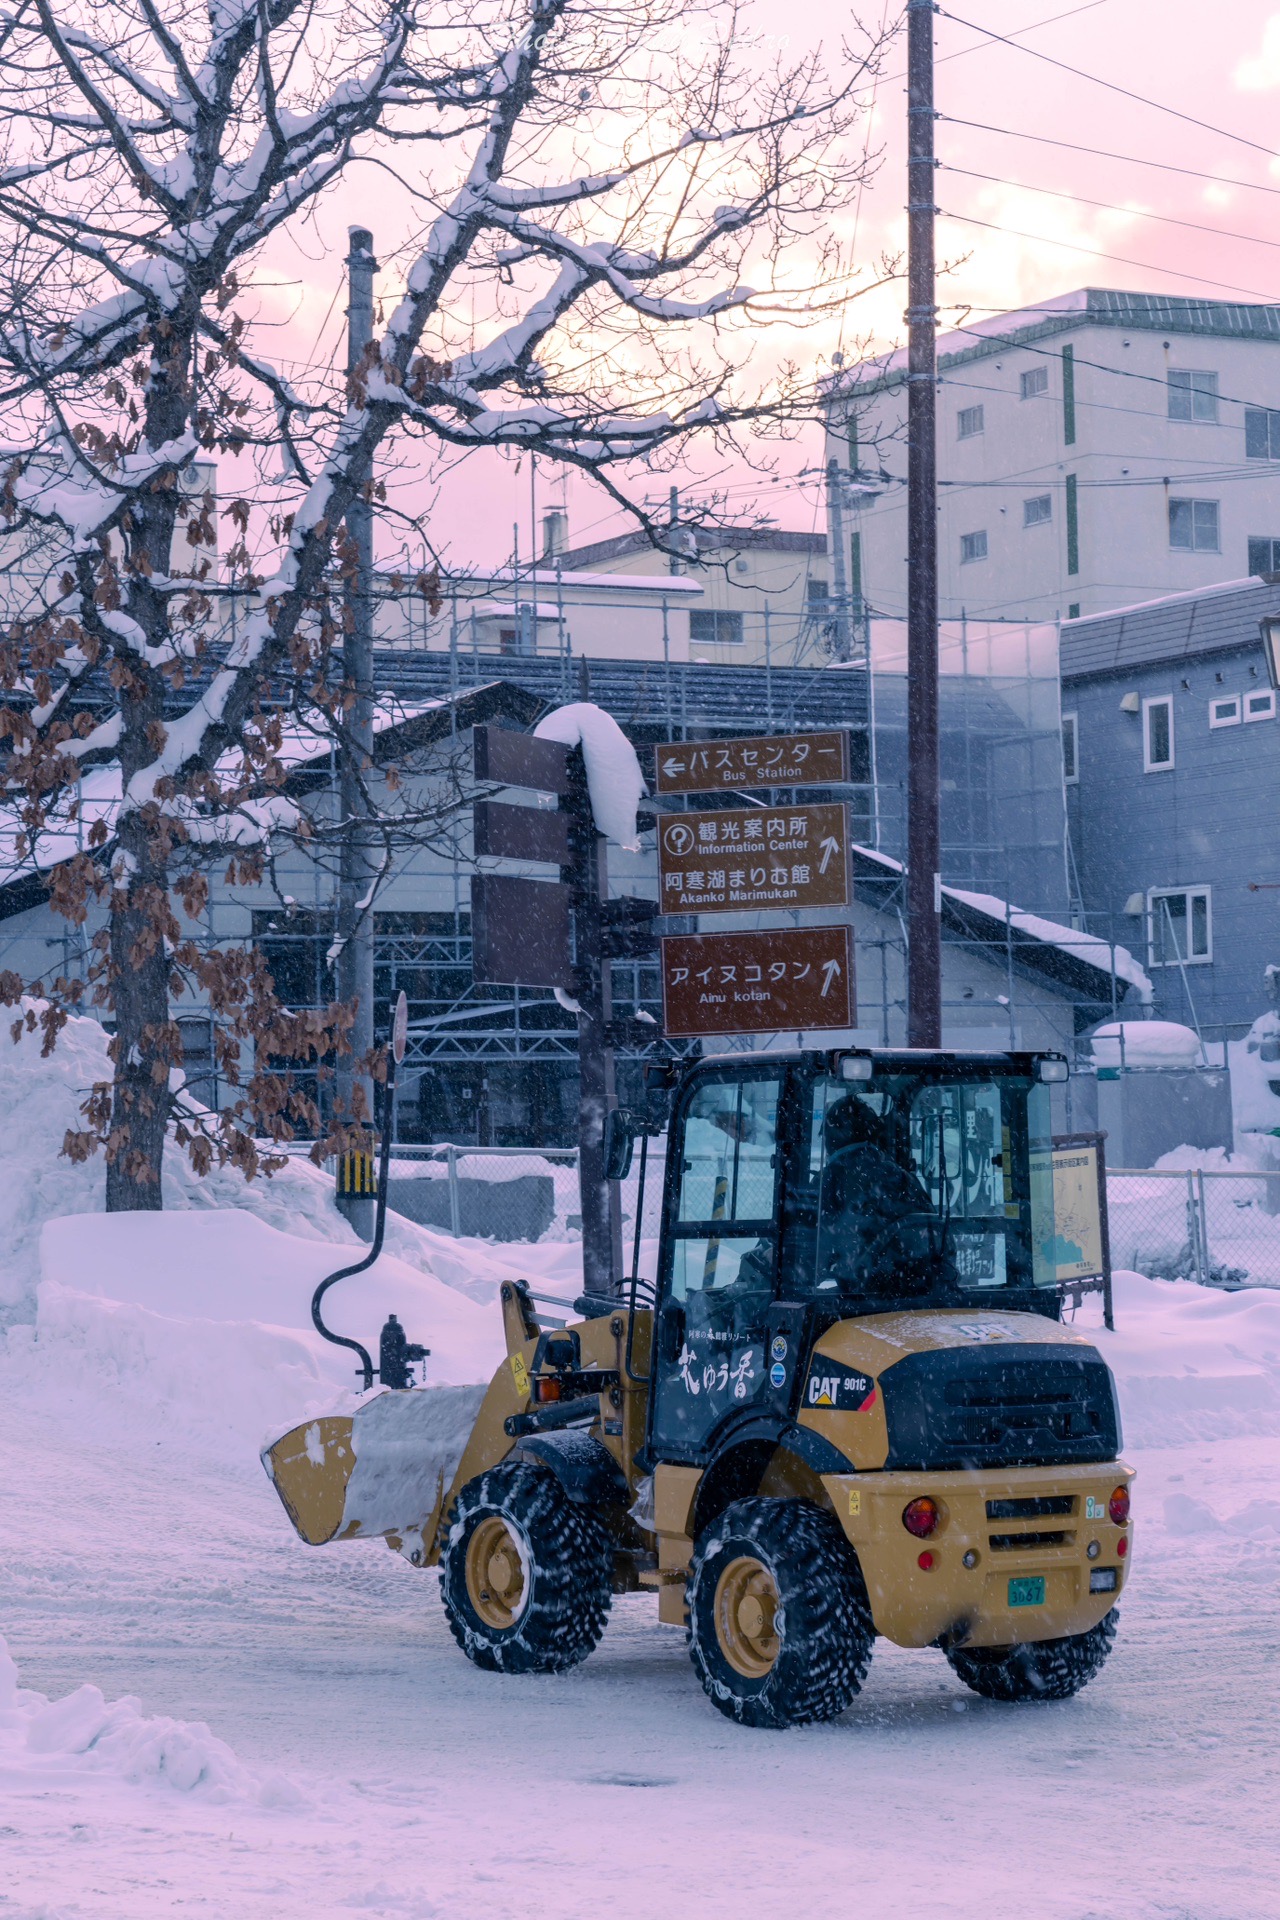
1235, 17, 1280, 90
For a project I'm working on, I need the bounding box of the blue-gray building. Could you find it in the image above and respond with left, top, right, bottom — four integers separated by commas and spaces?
1063, 576, 1280, 1042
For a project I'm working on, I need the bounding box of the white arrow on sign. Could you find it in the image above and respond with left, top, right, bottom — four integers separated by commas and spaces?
817, 835, 840, 875
820, 958, 842, 998
662, 757, 686, 777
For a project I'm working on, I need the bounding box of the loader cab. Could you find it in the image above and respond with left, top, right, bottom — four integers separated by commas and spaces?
646, 1049, 1062, 1466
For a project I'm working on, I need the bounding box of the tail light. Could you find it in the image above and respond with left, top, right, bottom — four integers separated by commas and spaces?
1109, 1485, 1130, 1526
902, 1497, 940, 1538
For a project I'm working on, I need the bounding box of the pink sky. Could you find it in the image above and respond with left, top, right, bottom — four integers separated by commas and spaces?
244, 2, 1280, 572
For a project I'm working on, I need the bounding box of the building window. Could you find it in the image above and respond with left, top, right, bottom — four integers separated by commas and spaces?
1062, 712, 1078, 783
1245, 688, 1276, 722
1067, 602, 1081, 619
1148, 887, 1212, 967
1209, 695, 1241, 728
1143, 695, 1174, 771
959, 530, 988, 564
1248, 536, 1280, 576
957, 404, 984, 439
1023, 493, 1052, 528
1168, 370, 1218, 422
1169, 498, 1219, 552
1245, 407, 1280, 460
1020, 366, 1048, 400
689, 610, 744, 647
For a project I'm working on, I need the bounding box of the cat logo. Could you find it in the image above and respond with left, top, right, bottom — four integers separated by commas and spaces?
804, 1360, 877, 1412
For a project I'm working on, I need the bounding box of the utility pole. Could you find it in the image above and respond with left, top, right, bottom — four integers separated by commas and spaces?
906, 0, 942, 1047
567, 760, 624, 1298
826, 458, 851, 662
336, 225, 378, 1238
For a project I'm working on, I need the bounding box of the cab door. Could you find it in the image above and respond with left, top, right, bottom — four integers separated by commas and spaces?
648, 1068, 784, 1463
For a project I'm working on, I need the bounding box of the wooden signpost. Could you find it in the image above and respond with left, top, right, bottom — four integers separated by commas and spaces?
659, 926, 854, 1038
657, 802, 849, 914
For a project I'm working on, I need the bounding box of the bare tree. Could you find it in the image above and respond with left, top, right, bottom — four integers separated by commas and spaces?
0, 0, 887, 1208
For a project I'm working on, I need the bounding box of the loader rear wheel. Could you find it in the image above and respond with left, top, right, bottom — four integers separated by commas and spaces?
687, 1498, 874, 1729
944, 1609, 1118, 1703
440, 1461, 612, 1674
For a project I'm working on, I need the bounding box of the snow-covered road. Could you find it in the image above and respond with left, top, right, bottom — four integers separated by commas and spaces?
3, 1305, 1278, 1920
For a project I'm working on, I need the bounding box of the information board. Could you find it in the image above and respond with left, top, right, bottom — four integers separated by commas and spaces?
657, 802, 848, 914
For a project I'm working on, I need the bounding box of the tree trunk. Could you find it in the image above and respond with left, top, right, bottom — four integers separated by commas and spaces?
104, 813, 172, 1211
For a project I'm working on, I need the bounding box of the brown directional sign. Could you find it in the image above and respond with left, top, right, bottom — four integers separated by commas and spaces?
657, 802, 848, 915
473, 798, 571, 865
471, 874, 573, 987
660, 926, 854, 1038
473, 724, 572, 795
654, 730, 849, 795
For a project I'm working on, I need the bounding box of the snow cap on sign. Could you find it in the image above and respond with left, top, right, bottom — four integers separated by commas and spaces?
533, 702, 646, 850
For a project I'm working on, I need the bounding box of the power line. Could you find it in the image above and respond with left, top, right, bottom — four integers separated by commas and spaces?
942, 166, 1280, 256
877, 0, 1111, 88
939, 210, 1280, 306
940, 116, 1280, 202
937, 8, 1280, 162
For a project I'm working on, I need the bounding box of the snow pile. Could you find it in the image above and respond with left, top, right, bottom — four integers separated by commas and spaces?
1230, 1009, 1280, 1139
1091, 1020, 1203, 1069
0, 1633, 301, 1808
0, 1003, 547, 1327
534, 701, 646, 848
1095, 1269, 1280, 1447
29, 1210, 507, 1446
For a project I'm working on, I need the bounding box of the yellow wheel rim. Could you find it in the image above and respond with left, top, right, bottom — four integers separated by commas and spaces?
714, 1554, 781, 1679
465, 1514, 527, 1630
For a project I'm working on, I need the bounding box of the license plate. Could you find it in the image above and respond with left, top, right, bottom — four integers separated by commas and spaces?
1007, 1575, 1046, 1609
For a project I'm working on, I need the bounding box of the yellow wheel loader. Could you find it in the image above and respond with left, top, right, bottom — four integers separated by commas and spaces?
264, 1047, 1133, 1730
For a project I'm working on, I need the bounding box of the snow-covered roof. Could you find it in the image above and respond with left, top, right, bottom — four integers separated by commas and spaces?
849, 842, 1151, 1004
0, 681, 544, 913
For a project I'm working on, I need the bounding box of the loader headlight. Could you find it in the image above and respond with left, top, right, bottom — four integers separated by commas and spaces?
1038, 1057, 1069, 1083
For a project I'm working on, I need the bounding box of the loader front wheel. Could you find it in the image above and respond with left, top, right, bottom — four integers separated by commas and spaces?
440, 1461, 612, 1674
687, 1498, 874, 1729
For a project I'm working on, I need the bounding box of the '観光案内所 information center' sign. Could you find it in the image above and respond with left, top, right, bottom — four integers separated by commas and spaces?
653, 730, 849, 795
657, 802, 849, 914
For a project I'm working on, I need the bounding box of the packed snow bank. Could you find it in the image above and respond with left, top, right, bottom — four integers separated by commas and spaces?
0, 1633, 301, 1807
0, 1002, 544, 1326
534, 701, 646, 848
27, 1211, 507, 1446
1092, 1268, 1280, 1447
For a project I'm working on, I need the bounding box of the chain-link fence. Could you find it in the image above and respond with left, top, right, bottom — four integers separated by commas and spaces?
1107, 1168, 1280, 1290
349, 1141, 1280, 1295
387, 1141, 669, 1248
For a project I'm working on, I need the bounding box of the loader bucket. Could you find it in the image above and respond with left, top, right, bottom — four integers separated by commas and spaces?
262, 1383, 488, 1549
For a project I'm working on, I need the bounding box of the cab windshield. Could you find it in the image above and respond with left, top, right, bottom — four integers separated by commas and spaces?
783, 1071, 1056, 1305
